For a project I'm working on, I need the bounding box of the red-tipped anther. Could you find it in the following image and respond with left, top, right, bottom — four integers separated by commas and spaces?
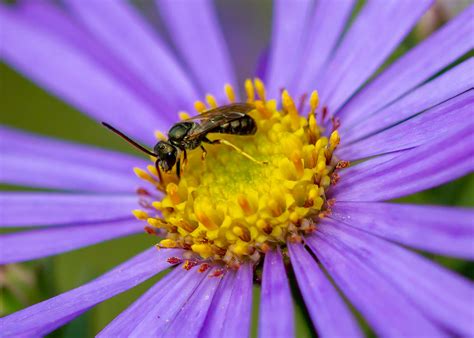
330, 173, 340, 185
327, 198, 336, 207
198, 263, 210, 273
136, 187, 151, 196
298, 93, 308, 112
167, 257, 182, 265
144, 226, 156, 235
209, 268, 225, 278
331, 116, 341, 131
336, 160, 350, 169
183, 260, 199, 271
322, 106, 328, 121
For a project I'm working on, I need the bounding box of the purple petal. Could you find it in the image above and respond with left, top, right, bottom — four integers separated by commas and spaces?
156, 0, 237, 100
315, 220, 474, 337
0, 126, 146, 192
306, 233, 444, 336
128, 268, 207, 336
199, 264, 253, 338
164, 269, 221, 337
330, 201, 474, 259
199, 268, 237, 337
10, 0, 172, 118
292, 0, 355, 94
0, 6, 163, 144
338, 89, 474, 160
318, 0, 432, 113
0, 219, 143, 264
333, 123, 474, 201
98, 266, 197, 336
339, 4, 474, 125
0, 247, 182, 337
341, 57, 474, 143
63, 0, 198, 111
258, 248, 294, 338
288, 242, 363, 338
265, 0, 313, 98
0, 193, 139, 227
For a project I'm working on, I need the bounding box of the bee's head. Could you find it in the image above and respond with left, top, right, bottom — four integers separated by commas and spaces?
154, 141, 178, 172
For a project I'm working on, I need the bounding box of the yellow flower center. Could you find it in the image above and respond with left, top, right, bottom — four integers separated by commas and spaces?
133, 79, 344, 268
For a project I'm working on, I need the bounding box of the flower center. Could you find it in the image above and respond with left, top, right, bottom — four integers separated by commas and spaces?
133, 79, 345, 268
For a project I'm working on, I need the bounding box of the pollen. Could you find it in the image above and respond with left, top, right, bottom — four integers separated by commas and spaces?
134, 80, 345, 267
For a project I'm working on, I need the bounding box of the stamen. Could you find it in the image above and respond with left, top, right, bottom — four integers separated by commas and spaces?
254, 78, 266, 101
224, 84, 236, 103
194, 100, 207, 113
205, 94, 218, 109
245, 79, 255, 103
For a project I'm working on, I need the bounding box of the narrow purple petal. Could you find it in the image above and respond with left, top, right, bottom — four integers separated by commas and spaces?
98, 266, 192, 337
11, 1, 169, 117
0, 248, 182, 337
156, 0, 237, 100
199, 264, 253, 338
293, 0, 355, 94
0, 219, 142, 264
258, 248, 294, 338
64, 0, 198, 111
164, 269, 221, 337
0, 126, 145, 192
0, 193, 139, 227
0, 7, 163, 144
338, 89, 474, 160
288, 243, 363, 338
315, 220, 474, 337
339, 4, 474, 125
341, 57, 474, 143
129, 269, 207, 336
199, 268, 237, 337
330, 201, 474, 259
333, 123, 474, 201
318, 0, 432, 113
306, 234, 444, 336
265, 0, 313, 98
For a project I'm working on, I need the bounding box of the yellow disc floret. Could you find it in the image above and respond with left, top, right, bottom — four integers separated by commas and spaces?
134, 80, 343, 268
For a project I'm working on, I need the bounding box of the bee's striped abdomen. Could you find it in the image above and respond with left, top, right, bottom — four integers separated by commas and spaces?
211, 115, 257, 136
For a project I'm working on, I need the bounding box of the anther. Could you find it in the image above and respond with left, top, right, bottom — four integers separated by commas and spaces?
254, 78, 266, 101
224, 84, 235, 103
194, 100, 207, 113
179, 111, 191, 121
198, 263, 210, 273
336, 160, 350, 169
245, 79, 255, 103
209, 269, 225, 278
183, 260, 199, 270
206, 94, 218, 109
132, 209, 149, 220
167, 257, 182, 265
154, 131, 167, 141
330, 172, 340, 186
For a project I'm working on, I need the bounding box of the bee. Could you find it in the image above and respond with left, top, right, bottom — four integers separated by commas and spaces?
102, 103, 266, 182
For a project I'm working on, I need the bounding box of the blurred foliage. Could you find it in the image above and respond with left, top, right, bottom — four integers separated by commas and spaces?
1, 0, 473, 337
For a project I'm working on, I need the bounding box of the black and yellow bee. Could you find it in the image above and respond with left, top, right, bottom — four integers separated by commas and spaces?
103, 103, 266, 181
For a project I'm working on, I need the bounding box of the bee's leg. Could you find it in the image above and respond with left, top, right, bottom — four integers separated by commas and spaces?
155, 160, 165, 188
176, 158, 181, 179
183, 149, 188, 168
204, 138, 268, 165
200, 145, 208, 161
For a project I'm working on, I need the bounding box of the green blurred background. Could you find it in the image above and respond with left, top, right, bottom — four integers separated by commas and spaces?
1, 0, 472, 337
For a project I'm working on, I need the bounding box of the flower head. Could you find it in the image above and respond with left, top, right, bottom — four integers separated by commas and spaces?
1, 1, 473, 337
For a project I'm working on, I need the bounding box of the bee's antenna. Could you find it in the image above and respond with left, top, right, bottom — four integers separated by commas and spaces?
102, 122, 156, 157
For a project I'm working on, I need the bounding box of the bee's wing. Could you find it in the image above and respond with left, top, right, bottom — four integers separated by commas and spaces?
184, 103, 254, 140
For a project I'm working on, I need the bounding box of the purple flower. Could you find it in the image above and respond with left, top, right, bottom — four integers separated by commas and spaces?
1, 1, 473, 337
